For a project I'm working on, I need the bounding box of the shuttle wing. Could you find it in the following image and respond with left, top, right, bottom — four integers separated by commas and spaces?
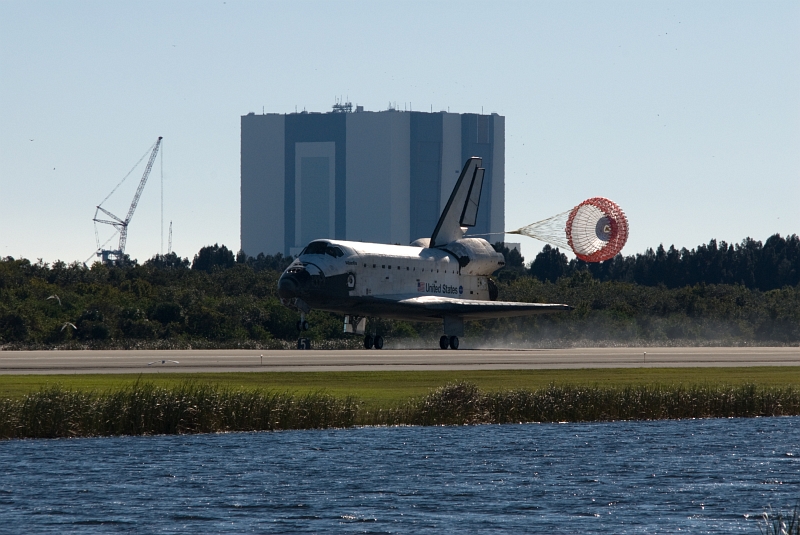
340, 294, 571, 321
394, 295, 572, 320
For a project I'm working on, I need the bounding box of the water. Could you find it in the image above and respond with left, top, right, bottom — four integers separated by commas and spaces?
1, 418, 798, 534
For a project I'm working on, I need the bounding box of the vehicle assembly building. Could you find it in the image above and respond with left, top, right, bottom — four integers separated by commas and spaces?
241, 104, 504, 256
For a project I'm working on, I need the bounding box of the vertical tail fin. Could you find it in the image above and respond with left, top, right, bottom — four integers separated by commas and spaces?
430, 157, 484, 247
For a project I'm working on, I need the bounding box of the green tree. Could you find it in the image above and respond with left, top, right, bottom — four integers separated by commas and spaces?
192, 244, 235, 272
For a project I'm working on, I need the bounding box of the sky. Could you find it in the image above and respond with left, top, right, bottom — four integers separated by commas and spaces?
1, 0, 798, 265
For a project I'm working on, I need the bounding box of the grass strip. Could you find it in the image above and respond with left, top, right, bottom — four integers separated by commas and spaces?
2, 381, 800, 439
2, 367, 800, 406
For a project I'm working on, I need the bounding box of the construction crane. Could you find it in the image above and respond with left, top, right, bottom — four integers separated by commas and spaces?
93, 137, 162, 264
167, 221, 173, 255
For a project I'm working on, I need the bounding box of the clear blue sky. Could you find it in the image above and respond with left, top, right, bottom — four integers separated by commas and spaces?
1, 1, 798, 264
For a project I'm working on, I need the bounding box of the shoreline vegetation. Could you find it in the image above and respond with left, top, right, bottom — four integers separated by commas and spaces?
762, 505, 800, 535
2, 381, 800, 440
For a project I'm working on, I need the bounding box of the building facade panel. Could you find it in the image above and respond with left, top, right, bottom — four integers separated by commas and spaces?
344, 112, 410, 245
461, 114, 503, 237
294, 142, 336, 252
388, 114, 411, 245
440, 113, 462, 214
240, 113, 284, 257
409, 112, 443, 242
284, 114, 347, 252
490, 115, 505, 238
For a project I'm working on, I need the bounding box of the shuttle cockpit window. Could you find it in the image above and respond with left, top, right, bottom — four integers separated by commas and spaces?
325, 246, 344, 258
298, 241, 344, 258
301, 241, 329, 255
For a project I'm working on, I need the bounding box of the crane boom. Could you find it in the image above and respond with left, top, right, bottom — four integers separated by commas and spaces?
92, 136, 162, 264
119, 136, 162, 253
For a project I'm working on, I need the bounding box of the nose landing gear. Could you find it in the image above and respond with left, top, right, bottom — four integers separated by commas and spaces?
296, 312, 310, 349
296, 312, 309, 332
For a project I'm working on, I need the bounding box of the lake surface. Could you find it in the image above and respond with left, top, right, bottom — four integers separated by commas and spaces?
1, 417, 798, 534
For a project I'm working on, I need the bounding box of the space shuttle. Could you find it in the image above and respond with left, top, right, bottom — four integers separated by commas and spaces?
277, 157, 571, 349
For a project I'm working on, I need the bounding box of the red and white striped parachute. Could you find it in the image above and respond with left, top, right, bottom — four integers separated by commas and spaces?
508, 197, 629, 262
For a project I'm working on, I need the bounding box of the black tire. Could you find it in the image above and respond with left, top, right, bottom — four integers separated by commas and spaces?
301, 320, 309, 331
374, 335, 384, 349
296, 320, 302, 331
364, 335, 374, 349
439, 335, 449, 350
449, 336, 459, 350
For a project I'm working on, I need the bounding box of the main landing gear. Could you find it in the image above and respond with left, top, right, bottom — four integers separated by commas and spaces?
439, 335, 459, 350
343, 315, 384, 350
364, 334, 384, 349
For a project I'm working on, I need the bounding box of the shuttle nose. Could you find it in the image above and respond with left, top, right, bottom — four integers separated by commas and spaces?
277, 265, 310, 299
277, 275, 299, 299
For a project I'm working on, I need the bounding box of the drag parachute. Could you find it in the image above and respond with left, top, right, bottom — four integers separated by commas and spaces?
508, 197, 629, 262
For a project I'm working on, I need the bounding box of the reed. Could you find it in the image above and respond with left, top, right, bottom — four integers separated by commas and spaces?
361, 382, 800, 426
0, 382, 358, 439
2, 381, 800, 439
761, 504, 800, 535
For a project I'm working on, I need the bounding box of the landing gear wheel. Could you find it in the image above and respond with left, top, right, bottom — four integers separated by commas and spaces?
296, 320, 309, 331
449, 336, 459, 350
364, 335, 374, 349
439, 335, 450, 350
374, 335, 384, 349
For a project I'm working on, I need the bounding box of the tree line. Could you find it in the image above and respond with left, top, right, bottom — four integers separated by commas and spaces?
518, 234, 800, 290
1, 235, 799, 348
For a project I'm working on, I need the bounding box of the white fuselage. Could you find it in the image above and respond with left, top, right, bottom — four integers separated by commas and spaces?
335, 241, 492, 301
277, 238, 504, 320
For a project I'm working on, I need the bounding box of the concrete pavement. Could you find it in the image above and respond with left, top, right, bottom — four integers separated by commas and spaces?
0, 346, 798, 374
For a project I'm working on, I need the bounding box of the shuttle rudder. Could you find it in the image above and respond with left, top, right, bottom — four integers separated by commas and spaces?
429, 157, 482, 247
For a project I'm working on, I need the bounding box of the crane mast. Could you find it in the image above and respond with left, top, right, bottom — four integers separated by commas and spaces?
93, 136, 162, 264
167, 221, 173, 255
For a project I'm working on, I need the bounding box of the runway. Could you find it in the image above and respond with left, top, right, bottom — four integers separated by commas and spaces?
0, 347, 798, 374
